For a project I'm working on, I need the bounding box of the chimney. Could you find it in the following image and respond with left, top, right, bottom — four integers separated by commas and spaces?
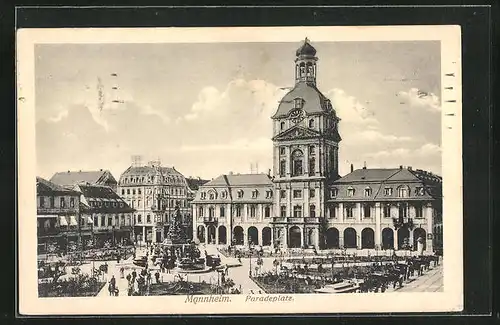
229, 171, 233, 175
399, 165, 403, 169
100, 169, 103, 171
363, 161, 366, 169
350, 164, 354, 173
408, 166, 412, 171
268, 168, 271, 176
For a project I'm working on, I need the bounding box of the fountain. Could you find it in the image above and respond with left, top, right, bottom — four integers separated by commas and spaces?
161, 206, 209, 273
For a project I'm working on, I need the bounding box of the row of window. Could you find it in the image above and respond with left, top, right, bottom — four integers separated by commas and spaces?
279, 150, 317, 177
120, 187, 186, 196
89, 200, 125, 208
200, 189, 273, 200
127, 199, 187, 209
92, 214, 132, 227
120, 175, 184, 185
134, 213, 189, 224
39, 196, 76, 209
330, 186, 425, 198
279, 145, 316, 156
280, 118, 316, 131
198, 205, 272, 219
279, 189, 316, 199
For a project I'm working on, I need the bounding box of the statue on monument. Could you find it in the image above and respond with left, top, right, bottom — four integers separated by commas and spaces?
163, 205, 187, 246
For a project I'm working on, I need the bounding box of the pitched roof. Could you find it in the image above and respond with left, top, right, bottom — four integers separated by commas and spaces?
50, 170, 116, 187
334, 168, 404, 183
75, 184, 134, 213
36, 177, 79, 195
204, 173, 273, 187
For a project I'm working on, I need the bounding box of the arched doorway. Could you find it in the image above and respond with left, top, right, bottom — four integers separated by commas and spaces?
413, 228, 427, 251
326, 227, 339, 248
207, 225, 216, 244
262, 227, 272, 246
397, 227, 410, 249
343, 228, 357, 248
218, 226, 227, 244
382, 228, 394, 249
289, 226, 302, 248
197, 225, 205, 243
233, 226, 244, 245
248, 227, 259, 246
361, 228, 375, 249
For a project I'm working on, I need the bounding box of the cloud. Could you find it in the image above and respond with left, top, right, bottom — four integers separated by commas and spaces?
181, 137, 272, 152
351, 130, 414, 143
47, 110, 69, 123
397, 88, 441, 113
327, 88, 379, 126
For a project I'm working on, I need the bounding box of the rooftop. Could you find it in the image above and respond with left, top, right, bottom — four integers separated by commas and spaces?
36, 177, 80, 195
50, 170, 116, 187
204, 173, 273, 187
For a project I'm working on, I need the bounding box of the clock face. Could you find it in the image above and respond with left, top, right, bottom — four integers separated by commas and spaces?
289, 109, 305, 124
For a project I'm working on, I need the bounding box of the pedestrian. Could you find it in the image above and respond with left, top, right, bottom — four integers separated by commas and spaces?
108, 275, 116, 296
120, 267, 125, 279
155, 270, 160, 283
224, 264, 229, 276
117, 254, 121, 264
147, 270, 152, 285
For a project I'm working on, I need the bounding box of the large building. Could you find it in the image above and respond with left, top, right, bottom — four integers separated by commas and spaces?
36, 177, 81, 254
50, 169, 118, 192
74, 183, 135, 248
192, 38, 443, 253
118, 160, 194, 244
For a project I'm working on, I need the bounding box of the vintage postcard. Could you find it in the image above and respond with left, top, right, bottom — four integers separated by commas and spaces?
17, 25, 463, 315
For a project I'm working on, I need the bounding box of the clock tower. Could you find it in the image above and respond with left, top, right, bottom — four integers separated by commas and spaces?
270, 38, 341, 250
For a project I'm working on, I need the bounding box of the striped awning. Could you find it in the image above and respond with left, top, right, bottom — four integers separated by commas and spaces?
59, 216, 68, 226
69, 216, 78, 226
37, 215, 58, 218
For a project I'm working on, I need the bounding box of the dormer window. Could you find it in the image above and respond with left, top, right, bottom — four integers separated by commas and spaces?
237, 190, 244, 199
280, 121, 285, 130
415, 187, 425, 196
384, 187, 393, 196
221, 191, 227, 199
293, 98, 304, 109
347, 188, 355, 197
200, 192, 206, 200
398, 186, 409, 198
209, 191, 216, 200
252, 190, 259, 199
364, 187, 372, 197
309, 119, 315, 128
330, 188, 338, 198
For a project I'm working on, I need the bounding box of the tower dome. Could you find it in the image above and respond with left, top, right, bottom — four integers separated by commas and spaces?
296, 37, 317, 57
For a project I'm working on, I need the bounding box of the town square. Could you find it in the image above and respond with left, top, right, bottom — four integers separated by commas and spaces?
34, 37, 444, 298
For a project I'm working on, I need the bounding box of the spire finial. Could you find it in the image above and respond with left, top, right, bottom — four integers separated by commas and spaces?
305, 37, 310, 43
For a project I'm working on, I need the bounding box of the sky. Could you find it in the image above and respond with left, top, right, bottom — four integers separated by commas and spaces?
35, 40, 442, 181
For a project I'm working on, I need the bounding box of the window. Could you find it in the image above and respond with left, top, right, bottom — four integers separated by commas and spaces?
293, 205, 302, 218
280, 205, 287, 218
345, 204, 354, 218
293, 98, 303, 109
198, 207, 204, 217
105, 202, 109, 207
329, 205, 337, 219
235, 205, 242, 217
209, 207, 215, 218
127, 189, 130, 195
264, 206, 271, 218
309, 145, 315, 155
347, 188, 355, 197
384, 187, 393, 196
292, 150, 304, 176
363, 204, 372, 218
209, 192, 215, 200
220, 206, 225, 217
309, 158, 316, 175
221, 191, 227, 199
280, 121, 285, 130
415, 187, 424, 196
137, 215, 142, 223
138, 189, 142, 195
293, 190, 302, 199
94, 216, 98, 227
70, 197, 75, 208
383, 204, 391, 218
414, 204, 423, 218
60, 197, 66, 208
252, 190, 259, 199
121, 189, 125, 195
280, 190, 286, 199
399, 203, 408, 219
309, 189, 315, 198
146, 215, 151, 223
280, 147, 286, 155
330, 188, 338, 198
250, 206, 256, 218
266, 190, 273, 199
309, 205, 316, 218
132, 189, 136, 195
200, 192, 206, 200
279, 160, 286, 177
309, 119, 315, 128
364, 188, 372, 197
398, 186, 409, 198
40, 196, 45, 208
137, 200, 141, 208
237, 190, 244, 199
50, 197, 55, 208
100, 216, 105, 227
114, 215, 119, 226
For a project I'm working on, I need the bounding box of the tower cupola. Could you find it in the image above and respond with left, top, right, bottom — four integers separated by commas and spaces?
295, 37, 318, 85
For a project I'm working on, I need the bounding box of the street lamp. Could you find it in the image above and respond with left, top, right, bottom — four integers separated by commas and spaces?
248, 240, 253, 277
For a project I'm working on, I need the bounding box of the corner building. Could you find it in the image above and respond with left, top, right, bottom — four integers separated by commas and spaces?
192, 39, 442, 253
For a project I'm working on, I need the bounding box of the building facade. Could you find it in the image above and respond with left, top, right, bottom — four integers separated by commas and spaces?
192, 174, 274, 247
36, 177, 81, 254
118, 161, 193, 244
50, 169, 118, 192
191, 38, 443, 253
74, 184, 135, 248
